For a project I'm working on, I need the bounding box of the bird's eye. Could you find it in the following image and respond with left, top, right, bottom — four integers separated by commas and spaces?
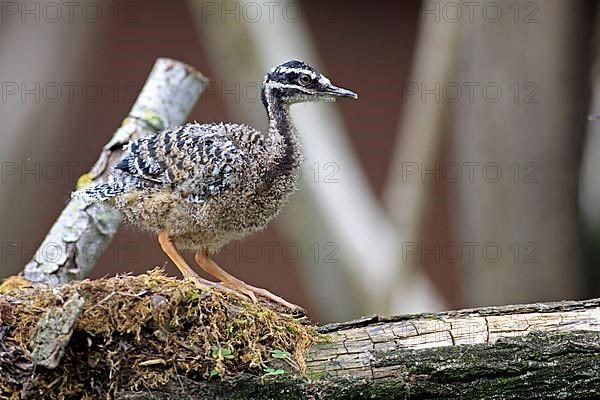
298, 74, 312, 86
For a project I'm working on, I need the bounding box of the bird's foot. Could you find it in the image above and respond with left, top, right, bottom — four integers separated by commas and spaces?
221, 277, 304, 313
187, 276, 250, 301
193, 249, 304, 313
187, 275, 214, 288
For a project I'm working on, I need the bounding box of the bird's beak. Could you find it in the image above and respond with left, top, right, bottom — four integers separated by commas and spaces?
324, 83, 358, 99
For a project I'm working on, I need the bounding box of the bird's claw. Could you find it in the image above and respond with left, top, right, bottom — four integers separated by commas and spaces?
236, 283, 259, 304
221, 279, 302, 312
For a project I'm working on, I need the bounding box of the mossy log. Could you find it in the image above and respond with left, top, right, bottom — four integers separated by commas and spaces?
0, 273, 599, 399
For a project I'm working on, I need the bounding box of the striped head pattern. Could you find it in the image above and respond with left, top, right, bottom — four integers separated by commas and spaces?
262, 60, 358, 105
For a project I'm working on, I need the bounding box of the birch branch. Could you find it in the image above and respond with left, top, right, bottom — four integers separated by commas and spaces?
22, 58, 208, 286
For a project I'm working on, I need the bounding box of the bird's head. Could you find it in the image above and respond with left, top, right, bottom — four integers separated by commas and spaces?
262, 60, 358, 105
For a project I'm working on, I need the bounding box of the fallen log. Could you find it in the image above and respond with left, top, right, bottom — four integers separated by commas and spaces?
0, 273, 598, 399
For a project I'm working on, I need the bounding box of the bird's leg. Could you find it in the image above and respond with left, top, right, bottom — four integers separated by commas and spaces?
194, 249, 303, 311
158, 231, 214, 287
158, 231, 246, 299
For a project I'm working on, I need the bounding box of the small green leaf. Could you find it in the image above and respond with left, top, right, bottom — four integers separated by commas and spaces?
263, 367, 285, 376
285, 324, 297, 334
185, 290, 200, 302
210, 368, 220, 377
271, 350, 291, 359
211, 347, 234, 359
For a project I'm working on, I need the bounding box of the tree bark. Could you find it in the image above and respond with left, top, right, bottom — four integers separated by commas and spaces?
121, 299, 600, 399
1, 276, 599, 399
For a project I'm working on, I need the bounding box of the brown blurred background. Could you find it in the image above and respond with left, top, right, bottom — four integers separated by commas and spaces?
2, 0, 600, 323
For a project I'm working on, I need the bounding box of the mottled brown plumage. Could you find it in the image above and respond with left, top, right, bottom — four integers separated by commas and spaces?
107, 122, 297, 251
75, 60, 358, 310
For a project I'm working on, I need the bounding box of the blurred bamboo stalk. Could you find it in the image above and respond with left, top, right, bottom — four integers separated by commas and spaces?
23, 59, 208, 285
579, 5, 600, 295
450, 0, 593, 305
382, 0, 463, 311
188, 0, 444, 317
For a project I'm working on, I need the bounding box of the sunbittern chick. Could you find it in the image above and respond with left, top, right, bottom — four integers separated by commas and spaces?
74, 60, 358, 310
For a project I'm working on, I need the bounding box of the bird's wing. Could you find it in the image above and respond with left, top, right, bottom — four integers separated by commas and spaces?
114, 123, 247, 202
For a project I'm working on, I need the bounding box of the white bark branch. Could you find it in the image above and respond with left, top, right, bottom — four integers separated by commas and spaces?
23, 58, 208, 285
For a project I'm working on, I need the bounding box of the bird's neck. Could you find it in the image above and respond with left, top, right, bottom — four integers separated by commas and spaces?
262, 87, 302, 184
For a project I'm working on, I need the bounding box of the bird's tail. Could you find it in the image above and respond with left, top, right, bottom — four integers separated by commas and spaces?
72, 183, 123, 203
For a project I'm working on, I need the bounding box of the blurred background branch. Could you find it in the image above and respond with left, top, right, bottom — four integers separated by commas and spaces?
0, 0, 103, 281
450, 0, 595, 305
382, 0, 462, 313
188, 0, 445, 318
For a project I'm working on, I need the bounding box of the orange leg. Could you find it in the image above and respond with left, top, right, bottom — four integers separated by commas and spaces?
194, 248, 303, 311
158, 231, 213, 286
158, 231, 244, 298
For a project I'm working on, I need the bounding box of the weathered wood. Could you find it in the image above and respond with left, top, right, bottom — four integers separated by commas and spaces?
22, 59, 208, 286
31, 292, 84, 369
1, 275, 599, 399
121, 298, 600, 399
305, 299, 600, 399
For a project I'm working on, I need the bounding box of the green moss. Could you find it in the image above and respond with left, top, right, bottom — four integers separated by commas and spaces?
0, 269, 317, 399
306, 368, 327, 380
